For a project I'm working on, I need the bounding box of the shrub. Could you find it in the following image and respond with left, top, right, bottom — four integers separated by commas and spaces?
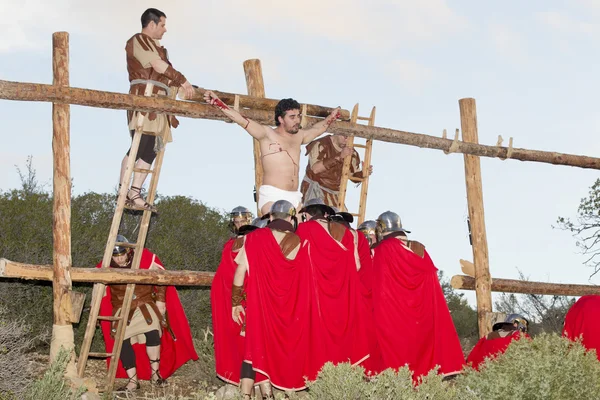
22, 348, 85, 400
305, 362, 369, 400
0, 307, 49, 399
457, 333, 600, 400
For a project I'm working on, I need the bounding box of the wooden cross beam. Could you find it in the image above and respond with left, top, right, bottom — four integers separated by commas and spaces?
1, 79, 600, 170
451, 274, 600, 297
0, 258, 215, 286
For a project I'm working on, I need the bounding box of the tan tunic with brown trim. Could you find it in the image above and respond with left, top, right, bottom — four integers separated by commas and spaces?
125, 33, 178, 142
300, 135, 363, 207
108, 260, 166, 345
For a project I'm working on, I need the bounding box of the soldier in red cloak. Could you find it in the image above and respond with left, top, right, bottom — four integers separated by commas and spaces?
467, 314, 529, 370
372, 211, 464, 381
563, 295, 600, 361
296, 199, 370, 379
231, 200, 307, 397
97, 235, 198, 393
211, 207, 269, 392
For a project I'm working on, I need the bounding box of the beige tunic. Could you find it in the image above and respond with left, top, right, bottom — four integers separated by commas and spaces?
127, 35, 172, 143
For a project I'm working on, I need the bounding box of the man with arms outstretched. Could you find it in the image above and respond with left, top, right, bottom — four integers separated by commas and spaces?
204, 91, 341, 215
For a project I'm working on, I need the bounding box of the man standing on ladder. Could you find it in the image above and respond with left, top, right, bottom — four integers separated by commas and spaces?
119, 8, 195, 211
300, 134, 373, 208
203, 91, 342, 215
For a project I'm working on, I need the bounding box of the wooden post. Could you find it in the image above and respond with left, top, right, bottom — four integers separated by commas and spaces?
49, 31, 76, 370
243, 59, 266, 216
459, 98, 493, 338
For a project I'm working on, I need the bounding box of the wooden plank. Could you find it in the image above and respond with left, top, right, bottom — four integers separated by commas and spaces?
3, 79, 600, 170
49, 32, 76, 371
460, 98, 493, 338
243, 59, 266, 216
357, 107, 376, 225
337, 104, 359, 210
185, 87, 350, 120
0, 259, 216, 286
451, 274, 600, 296
51, 31, 72, 327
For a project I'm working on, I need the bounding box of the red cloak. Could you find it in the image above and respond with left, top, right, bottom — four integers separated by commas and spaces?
372, 237, 464, 380
97, 249, 198, 379
466, 331, 527, 370
563, 295, 600, 360
356, 232, 382, 375
243, 227, 312, 391
210, 239, 267, 385
296, 221, 370, 379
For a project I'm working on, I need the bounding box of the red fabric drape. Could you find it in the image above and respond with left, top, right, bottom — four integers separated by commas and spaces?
211, 239, 267, 384
563, 295, 600, 361
356, 232, 382, 375
372, 237, 464, 380
243, 228, 312, 391
296, 221, 370, 379
97, 249, 198, 380
466, 332, 527, 370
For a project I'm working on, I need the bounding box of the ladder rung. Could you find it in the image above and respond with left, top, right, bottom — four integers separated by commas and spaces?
349, 213, 360, 217
114, 241, 137, 249
357, 116, 371, 121
133, 167, 153, 174
97, 315, 121, 322
353, 144, 367, 149
88, 352, 112, 358
124, 203, 157, 212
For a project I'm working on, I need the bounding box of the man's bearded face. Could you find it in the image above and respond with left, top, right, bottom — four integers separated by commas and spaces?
333, 134, 349, 148
279, 109, 301, 134
112, 253, 129, 267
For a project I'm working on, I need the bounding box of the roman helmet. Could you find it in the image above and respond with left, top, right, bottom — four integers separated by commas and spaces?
228, 206, 253, 235
375, 211, 411, 241
358, 220, 378, 246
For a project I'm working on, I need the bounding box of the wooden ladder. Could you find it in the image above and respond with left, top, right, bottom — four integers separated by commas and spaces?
337, 104, 376, 226
76, 83, 175, 393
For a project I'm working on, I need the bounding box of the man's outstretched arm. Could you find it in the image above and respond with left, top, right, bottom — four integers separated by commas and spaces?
204, 90, 268, 140
301, 107, 341, 144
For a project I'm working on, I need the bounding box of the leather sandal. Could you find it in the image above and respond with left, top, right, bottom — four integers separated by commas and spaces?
115, 373, 140, 392
125, 186, 157, 212
149, 358, 168, 387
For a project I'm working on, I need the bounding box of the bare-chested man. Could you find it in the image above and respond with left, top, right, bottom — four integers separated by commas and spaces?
203, 91, 341, 215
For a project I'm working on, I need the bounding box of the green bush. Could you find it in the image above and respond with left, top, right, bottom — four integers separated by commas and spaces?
22, 348, 85, 400
457, 333, 600, 400
305, 362, 369, 400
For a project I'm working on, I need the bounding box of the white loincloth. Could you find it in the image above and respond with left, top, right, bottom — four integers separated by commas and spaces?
258, 184, 303, 211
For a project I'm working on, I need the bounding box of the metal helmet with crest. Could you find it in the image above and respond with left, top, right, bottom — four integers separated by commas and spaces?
299, 198, 335, 219
375, 211, 411, 241
228, 206, 254, 235
358, 220, 378, 245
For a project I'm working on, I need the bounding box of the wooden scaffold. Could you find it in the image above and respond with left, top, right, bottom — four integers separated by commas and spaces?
4, 32, 600, 393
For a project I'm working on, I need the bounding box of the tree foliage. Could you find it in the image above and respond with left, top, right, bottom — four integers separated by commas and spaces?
556, 178, 600, 278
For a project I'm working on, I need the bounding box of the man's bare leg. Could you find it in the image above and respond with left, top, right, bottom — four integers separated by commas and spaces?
147, 344, 167, 386
259, 381, 274, 399
121, 367, 139, 391
241, 378, 254, 398
119, 155, 153, 208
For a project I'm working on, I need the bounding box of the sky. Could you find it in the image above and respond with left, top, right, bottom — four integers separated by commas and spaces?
1, 0, 600, 306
